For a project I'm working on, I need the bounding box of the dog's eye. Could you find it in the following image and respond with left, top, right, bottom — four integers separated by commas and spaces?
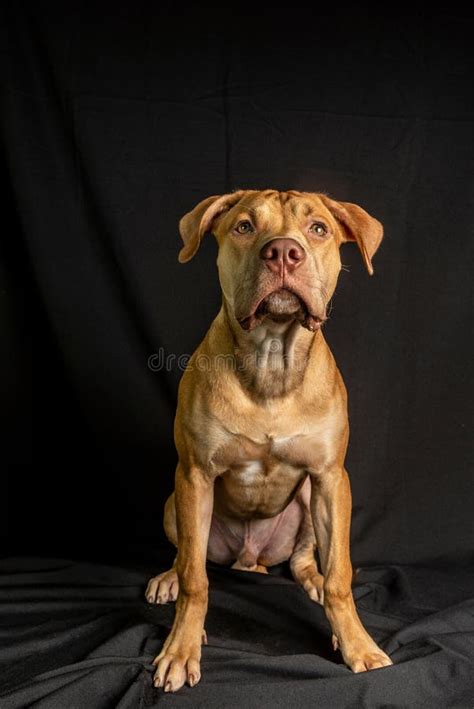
309, 222, 328, 237
235, 220, 253, 234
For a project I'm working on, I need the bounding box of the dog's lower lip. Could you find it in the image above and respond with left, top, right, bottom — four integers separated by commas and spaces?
237, 288, 325, 331
256, 288, 302, 316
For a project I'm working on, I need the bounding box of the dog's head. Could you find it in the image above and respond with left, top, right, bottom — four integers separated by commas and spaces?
178, 190, 383, 331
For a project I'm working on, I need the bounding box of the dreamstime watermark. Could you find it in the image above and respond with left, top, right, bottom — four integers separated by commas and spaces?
147, 341, 302, 373
148, 350, 192, 372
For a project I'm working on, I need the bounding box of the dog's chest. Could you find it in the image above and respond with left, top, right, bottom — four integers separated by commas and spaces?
211, 432, 314, 518
211, 430, 320, 478
236, 460, 265, 484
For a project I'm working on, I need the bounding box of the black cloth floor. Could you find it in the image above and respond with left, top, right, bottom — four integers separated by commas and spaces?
0, 554, 473, 708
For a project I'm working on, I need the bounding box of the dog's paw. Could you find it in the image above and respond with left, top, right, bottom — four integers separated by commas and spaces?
344, 645, 392, 672
152, 631, 206, 692
153, 648, 201, 692
145, 569, 179, 604
298, 566, 325, 605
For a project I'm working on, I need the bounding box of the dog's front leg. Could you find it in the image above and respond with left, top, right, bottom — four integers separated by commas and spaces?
153, 463, 213, 692
311, 468, 393, 672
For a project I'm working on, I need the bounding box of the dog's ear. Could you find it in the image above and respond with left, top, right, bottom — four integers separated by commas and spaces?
178, 191, 246, 263
319, 195, 383, 275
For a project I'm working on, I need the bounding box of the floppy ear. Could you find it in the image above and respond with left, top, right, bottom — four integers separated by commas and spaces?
319, 194, 383, 275
178, 191, 246, 263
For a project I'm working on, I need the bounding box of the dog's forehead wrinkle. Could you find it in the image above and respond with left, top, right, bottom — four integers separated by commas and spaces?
235, 198, 283, 226
228, 191, 323, 218
235, 205, 258, 218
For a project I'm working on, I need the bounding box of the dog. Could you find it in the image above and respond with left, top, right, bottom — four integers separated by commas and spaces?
146, 189, 393, 692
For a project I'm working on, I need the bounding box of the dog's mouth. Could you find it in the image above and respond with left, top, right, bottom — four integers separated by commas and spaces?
237, 288, 325, 332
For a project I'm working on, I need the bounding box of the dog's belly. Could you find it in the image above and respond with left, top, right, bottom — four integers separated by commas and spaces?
208, 476, 309, 567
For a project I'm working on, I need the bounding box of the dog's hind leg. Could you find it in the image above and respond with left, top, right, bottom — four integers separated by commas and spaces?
146, 494, 179, 604
290, 504, 325, 605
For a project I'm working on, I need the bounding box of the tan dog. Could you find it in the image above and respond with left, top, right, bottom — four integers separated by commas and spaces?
146, 189, 393, 692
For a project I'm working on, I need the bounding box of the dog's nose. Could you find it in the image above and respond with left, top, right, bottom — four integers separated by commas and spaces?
259, 238, 306, 273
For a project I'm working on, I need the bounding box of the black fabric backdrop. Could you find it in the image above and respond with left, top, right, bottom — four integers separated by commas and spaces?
1, 4, 473, 707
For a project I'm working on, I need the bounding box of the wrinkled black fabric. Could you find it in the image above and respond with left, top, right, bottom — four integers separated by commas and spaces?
0, 557, 473, 708
2, 4, 474, 708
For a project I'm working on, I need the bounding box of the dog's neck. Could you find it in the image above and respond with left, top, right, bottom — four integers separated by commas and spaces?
222, 300, 318, 399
